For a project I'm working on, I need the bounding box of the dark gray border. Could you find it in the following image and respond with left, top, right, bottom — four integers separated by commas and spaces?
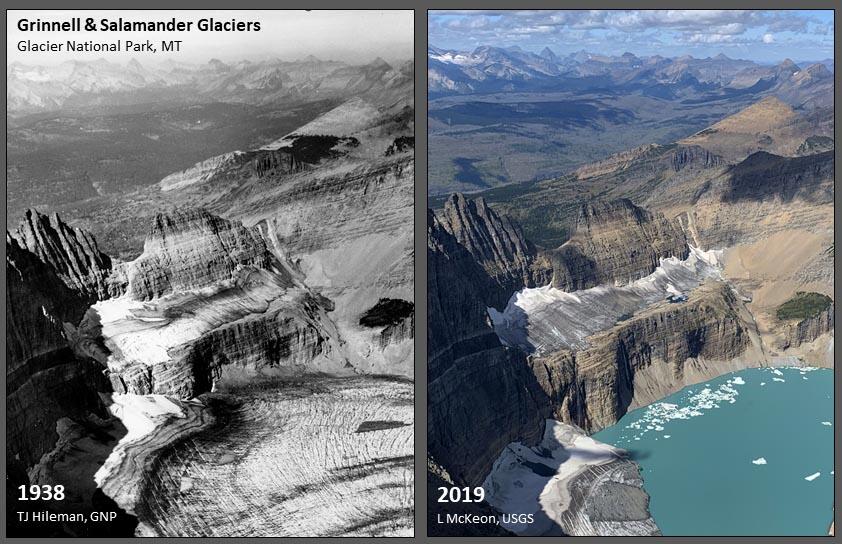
2, 2, 841, 543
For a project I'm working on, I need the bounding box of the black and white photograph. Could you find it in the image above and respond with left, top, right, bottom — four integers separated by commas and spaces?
6, 9, 414, 537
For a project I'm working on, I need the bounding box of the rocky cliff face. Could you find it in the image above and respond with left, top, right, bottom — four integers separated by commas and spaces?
6, 234, 111, 471
6, 224, 119, 538
673, 150, 833, 248
231, 156, 414, 375
546, 199, 688, 291
87, 209, 339, 398
533, 282, 755, 433
427, 206, 660, 536
781, 303, 834, 350
427, 209, 547, 485
10, 209, 114, 301
125, 208, 278, 301
435, 194, 551, 308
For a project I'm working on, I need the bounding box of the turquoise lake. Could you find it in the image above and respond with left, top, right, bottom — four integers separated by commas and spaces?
593, 367, 834, 536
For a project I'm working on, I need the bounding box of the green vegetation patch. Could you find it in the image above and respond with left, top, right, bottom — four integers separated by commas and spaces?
776, 292, 833, 321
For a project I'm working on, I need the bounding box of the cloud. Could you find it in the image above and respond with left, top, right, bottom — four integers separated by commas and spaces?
429, 9, 832, 61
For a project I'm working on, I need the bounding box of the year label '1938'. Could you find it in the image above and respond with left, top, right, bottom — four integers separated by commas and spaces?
18, 484, 65, 501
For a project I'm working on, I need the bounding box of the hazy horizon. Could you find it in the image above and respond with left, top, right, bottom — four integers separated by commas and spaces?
429, 10, 834, 64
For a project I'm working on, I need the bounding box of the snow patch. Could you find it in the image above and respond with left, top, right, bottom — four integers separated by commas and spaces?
488, 245, 724, 354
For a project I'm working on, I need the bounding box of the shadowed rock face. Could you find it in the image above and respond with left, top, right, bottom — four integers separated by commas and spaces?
126, 208, 279, 301
435, 194, 551, 309
6, 230, 122, 536
547, 199, 689, 291
9, 209, 114, 301
533, 282, 752, 433
427, 209, 547, 485
780, 302, 834, 350
721, 150, 833, 204
6, 232, 112, 469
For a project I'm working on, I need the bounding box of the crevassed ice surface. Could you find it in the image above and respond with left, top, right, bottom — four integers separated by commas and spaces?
488, 246, 724, 354
593, 368, 834, 536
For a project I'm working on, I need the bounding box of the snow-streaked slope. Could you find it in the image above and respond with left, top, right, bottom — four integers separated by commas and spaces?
258, 97, 381, 150
489, 246, 723, 354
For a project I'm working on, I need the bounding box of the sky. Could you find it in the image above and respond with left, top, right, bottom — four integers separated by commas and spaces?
429, 10, 834, 63
8, 10, 413, 66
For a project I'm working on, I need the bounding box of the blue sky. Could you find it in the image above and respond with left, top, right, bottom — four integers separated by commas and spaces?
429, 10, 834, 63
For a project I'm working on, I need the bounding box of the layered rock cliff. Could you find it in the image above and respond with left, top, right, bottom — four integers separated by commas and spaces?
10, 209, 113, 301
6, 234, 110, 471
125, 208, 278, 301
532, 282, 755, 433
781, 302, 834, 350
546, 199, 688, 291
6, 221, 121, 536
436, 194, 550, 307
427, 208, 546, 485
85, 208, 339, 398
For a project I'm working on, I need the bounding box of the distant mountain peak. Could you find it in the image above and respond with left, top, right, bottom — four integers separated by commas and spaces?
367, 56, 392, 70
540, 46, 557, 61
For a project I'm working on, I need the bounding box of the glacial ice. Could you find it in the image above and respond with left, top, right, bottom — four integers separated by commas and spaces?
488, 246, 724, 354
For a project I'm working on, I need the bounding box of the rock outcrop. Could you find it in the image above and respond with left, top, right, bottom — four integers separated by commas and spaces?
427, 208, 546, 484
435, 193, 550, 307
126, 208, 278, 301
6, 228, 117, 536
533, 282, 755, 433
88, 209, 338, 398
546, 199, 688, 291
10, 209, 113, 301
6, 240, 109, 471
781, 302, 834, 349
427, 206, 662, 536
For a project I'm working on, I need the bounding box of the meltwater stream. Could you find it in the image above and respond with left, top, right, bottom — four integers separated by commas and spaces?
593, 367, 834, 536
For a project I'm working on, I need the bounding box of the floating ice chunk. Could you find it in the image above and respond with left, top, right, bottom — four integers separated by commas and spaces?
663, 435, 671, 439
804, 472, 821, 482
760, 382, 766, 386
751, 457, 767, 465
732, 377, 745, 385
773, 378, 785, 383
821, 421, 832, 426
771, 369, 783, 376
803, 376, 809, 380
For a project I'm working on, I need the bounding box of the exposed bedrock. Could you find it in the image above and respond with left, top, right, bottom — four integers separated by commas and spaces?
436, 194, 551, 307
238, 157, 414, 374
6, 226, 124, 535
10, 209, 114, 301
6, 232, 111, 470
532, 282, 756, 433
427, 208, 547, 484
676, 150, 834, 248
88, 209, 340, 398
359, 298, 415, 349
780, 302, 834, 350
545, 199, 689, 291
125, 208, 278, 301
